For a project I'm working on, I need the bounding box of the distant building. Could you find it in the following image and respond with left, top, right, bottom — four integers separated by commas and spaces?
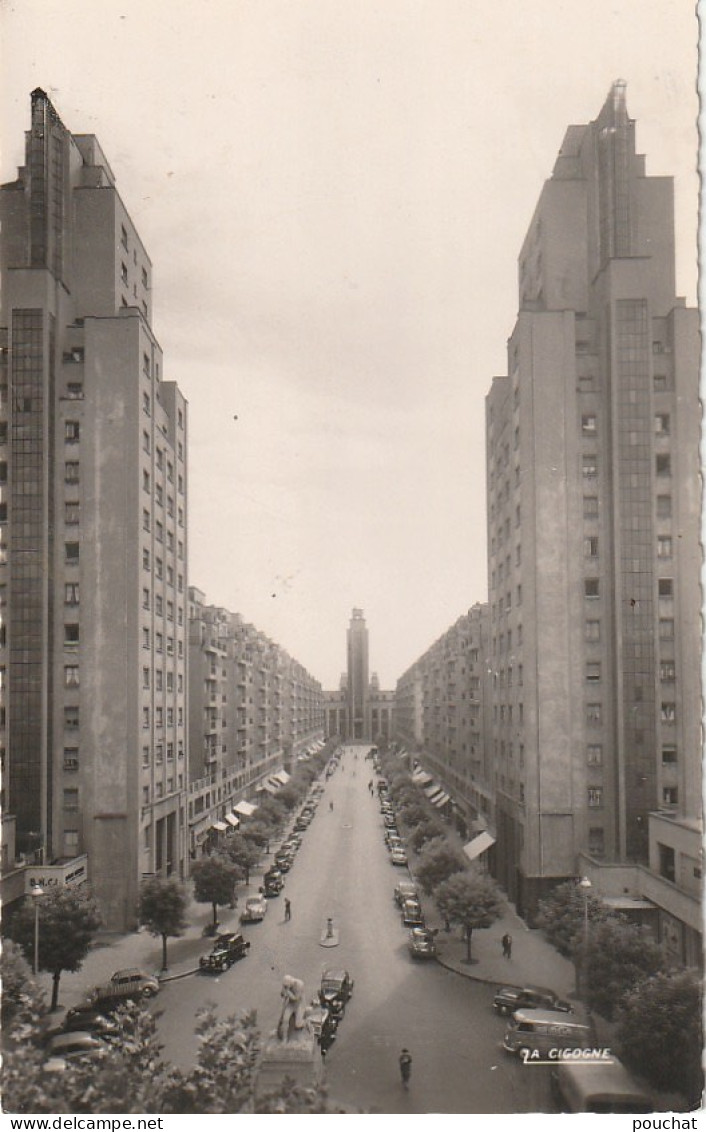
1, 90, 189, 929
324, 609, 394, 741
485, 82, 701, 928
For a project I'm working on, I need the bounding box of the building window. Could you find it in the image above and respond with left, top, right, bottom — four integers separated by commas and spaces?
143, 548, 150, 571
155, 595, 163, 616
586, 662, 601, 683
582, 454, 598, 479
64, 582, 79, 605
64, 501, 80, 525
65, 461, 80, 483
143, 469, 150, 494
65, 421, 80, 442
142, 745, 150, 766
156, 557, 163, 579
63, 749, 79, 772
661, 745, 677, 764
655, 454, 671, 477
655, 413, 670, 436
584, 578, 600, 598
143, 392, 151, 416
587, 787, 603, 808
142, 628, 150, 649
156, 707, 163, 727
65, 542, 80, 564
660, 702, 676, 724
586, 703, 602, 726
142, 509, 151, 532
156, 670, 163, 691
63, 830, 79, 855
142, 266, 149, 288
654, 374, 667, 392
659, 618, 674, 640
584, 536, 599, 558
658, 843, 675, 881
657, 535, 673, 559
155, 484, 163, 507
662, 788, 677, 806
581, 414, 597, 434
155, 520, 163, 543
583, 496, 598, 519
658, 578, 673, 598
143, 667, 150, 689
121, 224, 129, 250
64, 706, 79, 728
64, 624, 79, 645
587, 744, 602, 765
156, 632, 163, 654
143, 707, 150, 729
588, 827, 605, 855
156, 744, 163, 763
63, 788, 79, 812
656, 495, 672, 519
65, 665, 80, 688
585, 619, 600, 642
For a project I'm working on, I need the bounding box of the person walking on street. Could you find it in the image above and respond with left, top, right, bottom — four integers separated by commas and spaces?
399, 1048, 412, 1089
502, 932, 512, 959
329, 800, 334, 811
284, 898, 291, 922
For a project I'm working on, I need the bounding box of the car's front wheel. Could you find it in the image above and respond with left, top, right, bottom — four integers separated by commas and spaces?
141, 986, 158, 999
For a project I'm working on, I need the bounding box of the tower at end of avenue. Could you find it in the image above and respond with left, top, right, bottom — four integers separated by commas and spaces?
323, 610, 394, 742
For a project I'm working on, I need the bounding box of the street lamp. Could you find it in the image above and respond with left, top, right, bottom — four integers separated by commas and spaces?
578, 876, 592, 1007
30, 883, 44, 976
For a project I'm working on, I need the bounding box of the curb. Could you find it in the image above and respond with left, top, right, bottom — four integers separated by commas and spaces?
433, 951, 500, 987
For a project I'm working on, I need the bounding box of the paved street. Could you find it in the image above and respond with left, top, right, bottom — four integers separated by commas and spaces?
153, 747, 552, 1113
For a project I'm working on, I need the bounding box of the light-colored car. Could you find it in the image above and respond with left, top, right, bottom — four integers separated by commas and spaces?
240, 894, 268, 923
390, 847, 408, 866
394, 880, 419, 906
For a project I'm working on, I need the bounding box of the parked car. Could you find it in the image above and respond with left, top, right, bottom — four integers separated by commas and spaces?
319, 969, 354, 1017
274, 850, 294, 872
45, 1031, 108, 1066
408, 927, 437, 959
493, 984, 573, 1016
401, 898, 425, 927
240, 895, 268, 923
394, 880, 419, 906
199, 932, 250, 973
263, 869, 284, 896
306, 1004, 338, 1054
69, 968, 160, 1018
384, 814, 398, 829
390, 846, 408, 866
384, 828, 401, 847
60, 1011, 120, 1038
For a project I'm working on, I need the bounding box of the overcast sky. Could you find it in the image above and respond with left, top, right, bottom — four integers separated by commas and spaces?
1, 0, 699, 690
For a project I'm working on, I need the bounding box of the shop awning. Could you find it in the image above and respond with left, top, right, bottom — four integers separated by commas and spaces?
274, 770, 290, 785
423, 781, 441, 796
234, 800, 257, 817
412, 770, 432, 785
225, 813, 240, 828
257, 780, 278, 795
464, 831, 496, 861
432, 792, 451, 808
211, 821, 228, 832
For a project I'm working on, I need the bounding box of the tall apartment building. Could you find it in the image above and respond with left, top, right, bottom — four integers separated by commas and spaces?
1, 90, 189, 929
187, 587, 324, 854
485, 82, 700, 930
395, 604, 492, 841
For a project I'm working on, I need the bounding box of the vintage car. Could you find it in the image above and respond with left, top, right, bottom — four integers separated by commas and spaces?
199, 932, 251, 973
67, 968, 160, 1021
394, 880, 419, 906
306, 1003, 338, 1054
263, 869, 284, 896
493, 984, 573, 1016
390, 846, 408, 866
319, 968, 354, 1017
400, 898, 425, 927
408, 927, 437, 959
240, 895, 268, 923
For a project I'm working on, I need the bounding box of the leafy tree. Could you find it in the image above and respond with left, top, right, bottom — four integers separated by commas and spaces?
192, 854, 242, 930
138, 875, 188, 971
0, 939, 45, 1027
397, 801, 431, 827
255, 795, 287, 830
224, 832, 261, 885
435, 869, 503, 962
7, 887, 102, 1010
408, 818, 446, 854
583, 918, 668, 1020
617, 968, 703, 1106
415, 837, 467, 894
255, 1079, 346, 1114
240, 820, 273, 852
161, 1007, 261, 1113
536, 879, 611, 957
274, 784, 301, 811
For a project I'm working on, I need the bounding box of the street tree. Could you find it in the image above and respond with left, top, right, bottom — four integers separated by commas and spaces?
223, 832, 261, 885
138, 875, 188, 971
274, 783, 300, 811
536, 879, 611, 957
581, 917, 667, 1020
240, 820, 273, 853
397, 801, 430, 827
435, 869, 503, 962
616, 968, 703, 1107
192, 854, 242, 931
7, 887, 102, 1011
0, 939, 45, 1028
415, 837, 467, 894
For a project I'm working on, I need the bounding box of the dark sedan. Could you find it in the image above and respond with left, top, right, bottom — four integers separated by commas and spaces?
493, 984, 573, 1016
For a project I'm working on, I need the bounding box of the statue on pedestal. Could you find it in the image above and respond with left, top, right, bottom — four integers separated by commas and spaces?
276, 975, 306, 1042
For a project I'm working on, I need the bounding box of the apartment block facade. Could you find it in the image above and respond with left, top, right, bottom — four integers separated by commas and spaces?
485, 82, 701, 922
188, 587, 324, 853
1, 90, 189, 929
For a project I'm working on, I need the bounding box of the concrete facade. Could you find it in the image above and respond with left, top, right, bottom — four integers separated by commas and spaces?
1, 90, 189, 929
485, 82, 701, 920
324, 609, 394, 741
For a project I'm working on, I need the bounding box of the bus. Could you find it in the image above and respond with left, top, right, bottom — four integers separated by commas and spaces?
551, 1056, 653, 1113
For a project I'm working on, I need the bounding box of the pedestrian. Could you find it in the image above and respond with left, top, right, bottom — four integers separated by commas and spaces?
284, 898, 291, 922
399, 1048, 412, 1088
502, 932, 512, 959
329, 800, 334, 812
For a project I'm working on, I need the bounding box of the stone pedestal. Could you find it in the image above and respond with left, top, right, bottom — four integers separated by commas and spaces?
255, 1030, 322, 1096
